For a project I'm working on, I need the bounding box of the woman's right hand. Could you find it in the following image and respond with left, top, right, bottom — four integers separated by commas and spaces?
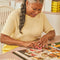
22, 40, 44, 49
22, 41, 35, 48
25, 41, 41, 48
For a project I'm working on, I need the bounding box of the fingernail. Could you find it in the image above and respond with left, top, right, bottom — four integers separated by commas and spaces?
35, 46, 38, 48
43, 45, 44, 47
38, 47, 42, 50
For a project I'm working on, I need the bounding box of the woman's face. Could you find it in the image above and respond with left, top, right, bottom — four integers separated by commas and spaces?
26, 2, 43, 17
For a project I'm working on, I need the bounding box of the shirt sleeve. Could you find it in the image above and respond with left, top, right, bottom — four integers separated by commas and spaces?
1, 11, 16, 36
43, 14, 54, 33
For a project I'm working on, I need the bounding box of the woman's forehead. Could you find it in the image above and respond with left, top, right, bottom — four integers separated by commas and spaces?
28, 0, 44, 3
30, 3, 43, 8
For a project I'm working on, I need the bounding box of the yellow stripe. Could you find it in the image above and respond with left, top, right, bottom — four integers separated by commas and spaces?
54, 45, 60, 47
2, 44, 19, 53
2, 50, 9, 53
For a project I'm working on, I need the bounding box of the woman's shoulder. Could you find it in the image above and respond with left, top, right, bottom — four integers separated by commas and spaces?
14, 8, 21, 14
40, 12, 47, 19
40, 12, 45, 16
9, 8, 21, 17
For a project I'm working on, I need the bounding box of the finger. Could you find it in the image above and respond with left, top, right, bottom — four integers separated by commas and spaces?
34, 42, 41, 49
45, 43, 48, 48
34, 43, 38, 48
43, 40, 48, 48
45, 40, 48, 47
37, 41, 42, 47
43, 38, 48, 44
29, 43, 34, 48
31, 43, 35, 48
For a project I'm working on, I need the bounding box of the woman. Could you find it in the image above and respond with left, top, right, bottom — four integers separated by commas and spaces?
0, 0, 55, 53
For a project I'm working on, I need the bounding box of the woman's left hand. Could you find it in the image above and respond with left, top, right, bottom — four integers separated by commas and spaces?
39, 35, 48, 48
27, 35, 48, 49
32, 35, 48, 49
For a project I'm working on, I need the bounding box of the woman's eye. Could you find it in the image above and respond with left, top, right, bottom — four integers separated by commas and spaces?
38, 9, 41, 11
33, 8, 36, 10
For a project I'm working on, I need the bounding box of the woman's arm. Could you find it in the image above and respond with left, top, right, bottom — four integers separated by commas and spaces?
0, 30, 55, 49
39, 30, 55, 48
46, 30, 55, 40
0, 34, 31, 47
32, 30, 55, 48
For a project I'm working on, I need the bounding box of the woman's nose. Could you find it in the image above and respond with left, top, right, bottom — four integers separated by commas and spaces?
35, 11, 39, 14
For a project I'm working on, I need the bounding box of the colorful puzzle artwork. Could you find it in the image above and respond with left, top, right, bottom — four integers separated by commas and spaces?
13, 42, 60, 60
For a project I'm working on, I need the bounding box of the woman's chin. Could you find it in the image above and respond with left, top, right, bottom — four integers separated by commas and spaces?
31, 15, 37, 17
27, 14, 37, 17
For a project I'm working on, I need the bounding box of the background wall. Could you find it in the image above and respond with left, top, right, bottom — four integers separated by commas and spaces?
43, 0, 52, 12
45, 13, 60, 35
0, 0, 10, 6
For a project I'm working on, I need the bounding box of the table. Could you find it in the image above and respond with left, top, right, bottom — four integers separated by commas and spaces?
0, 36, 60, 60
0, 47, 26, 60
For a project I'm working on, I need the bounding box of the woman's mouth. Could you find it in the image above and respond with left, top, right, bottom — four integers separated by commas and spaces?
32, 14, 37, 17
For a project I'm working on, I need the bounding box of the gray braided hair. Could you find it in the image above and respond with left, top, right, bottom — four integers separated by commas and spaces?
19, 0, 26, 34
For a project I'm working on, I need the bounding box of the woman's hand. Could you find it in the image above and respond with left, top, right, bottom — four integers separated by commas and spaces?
27, 40, 42, 49
31, 35, 48, 49
23, 41, 38, 48
22, 41, 35, 48
22, 35, 48, 49
39, 35, 48, 48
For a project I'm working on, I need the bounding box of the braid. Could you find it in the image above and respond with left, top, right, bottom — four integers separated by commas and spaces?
19, 0, 26, 34
39, 0, 44, 3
